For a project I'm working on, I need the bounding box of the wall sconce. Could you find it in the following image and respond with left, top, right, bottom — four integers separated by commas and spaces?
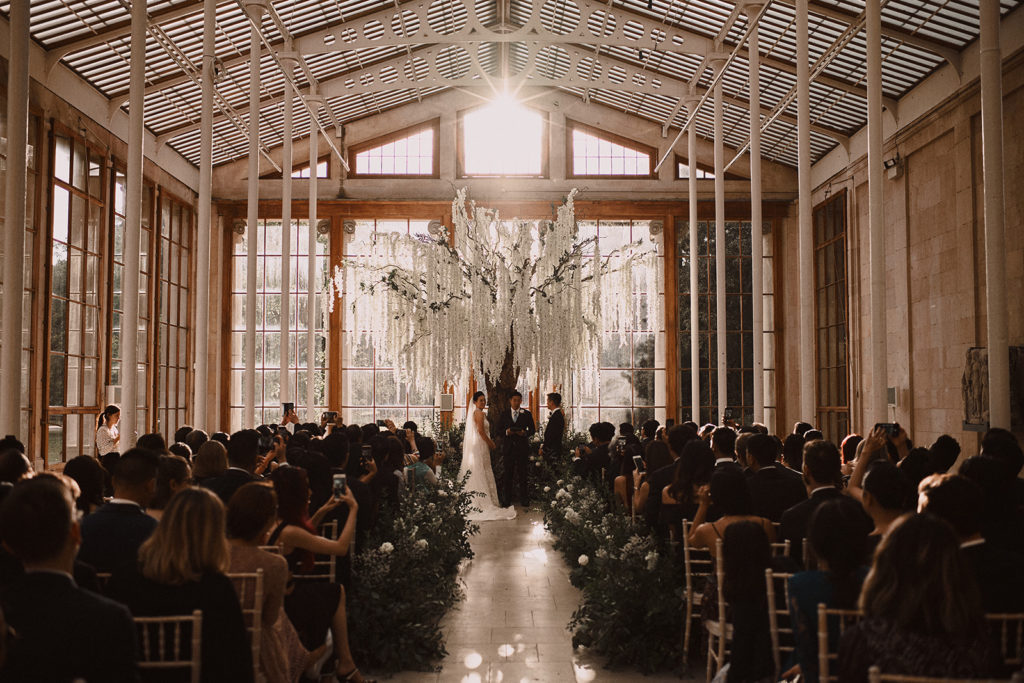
883, 153, 903, 179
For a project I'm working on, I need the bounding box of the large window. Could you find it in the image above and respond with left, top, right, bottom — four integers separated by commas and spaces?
677, 220, 771, 426
569, 220, 665, 431
230, 219, 329, 430
458, 100, 546, 177
814, 193, 849, 442
340, 219, 437, 426
156, 194, 193, 439
47, 132, 105, 465
349, 120, 438, 178
569, 122, 654, 178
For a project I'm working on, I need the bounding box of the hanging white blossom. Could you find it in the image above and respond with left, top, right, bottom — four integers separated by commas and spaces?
331, 188, 660, 401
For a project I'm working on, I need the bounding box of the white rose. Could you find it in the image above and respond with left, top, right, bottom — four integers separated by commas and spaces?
415, 539, 429, 550
578, 554, 589, 567
566, 484, 574, 492
596, 548, 608, 559
550, 501, 557, 508
380, 542, 394, 554
645, 551, 658, 571
544, 486, 551, 493
556, 479, 564, 486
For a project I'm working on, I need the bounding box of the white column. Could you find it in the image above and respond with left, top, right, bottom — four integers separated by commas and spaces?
980, 0, 1010, 429
796, 0, 816, 423
307, 97, 322, 421
866, 0, 887, 424
714, 77, 727, 424
0, 0, 30, 437
688, 111, 700, 423
120, 0, 146, 448
192, 0, 216, 432
748, 15, 765, 426
280, 55, 295, 407
244, 8, 263, 429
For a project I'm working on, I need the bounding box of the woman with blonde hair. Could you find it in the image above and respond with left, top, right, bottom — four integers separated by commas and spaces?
108, 487, 254, 683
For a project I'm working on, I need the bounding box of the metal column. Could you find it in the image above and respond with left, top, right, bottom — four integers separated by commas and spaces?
281, 55, 295, 407
120, 0, 147, 447
796, 0, 816, 423
748, 14, 765, 425
307, 96, 322, 421
688, 111, 700, 423
714, 77, 727, 424
980, 0, 1010, 429
244, 5, 264, 429
0, 0, 29, 437
866, 0, 887, 424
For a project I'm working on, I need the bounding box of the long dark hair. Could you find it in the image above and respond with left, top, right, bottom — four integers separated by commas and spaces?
471, 391, 485, 404
808, 498, 871, 608
666, 439, 715, 504
270, 466, 316, 571
723, 521, 770, 603
96, 405, 119, 431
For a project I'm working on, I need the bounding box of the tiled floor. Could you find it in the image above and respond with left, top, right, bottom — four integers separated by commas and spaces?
380, 508, 692, 682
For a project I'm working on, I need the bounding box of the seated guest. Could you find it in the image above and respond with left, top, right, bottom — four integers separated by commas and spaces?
192, 439, 228, 484
322, 430, 350, 471
837, 513, 999, 680
839, 433, 862, 477
782, 433, 805, 473
108, 487, 254, 683
0, 447, 32, 485
662, 438, 716, 523
780, 440, 846, 566
746, 433, 807, 523
721, 521, 775, 683
63, 454, 106, 515
228, 483, 323, 683
734, 431, 754, 472
918, 473, 1024, 612
803, 429, 824, 442
268, 467, 374, 683
173, 425, 193, 447
167, 441, 192, 464
292, 438, 333, 511
711, 426, 740, 470
792, 421, 813, 437
898, 446, 932, 490
0, 478, 139, 682
688, 466, 776, 556
571, 422, 613, 481
858, 460, 911, 552
201, 429, 260, 504
405, 437, 439, 487
136, 432, 169, 455
632, 440, 676, 529
788, 498, 872, 683
927, 434, 961, 474
148, 455, 191, 522
78, 448, 159, 573
959, 454, 1024, 554
980, 427, 1024, 514
184, 429, 209, 456
210, 431, 230, 447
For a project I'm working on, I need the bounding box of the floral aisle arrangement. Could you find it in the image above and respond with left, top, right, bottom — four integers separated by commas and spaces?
346, 473, 479, 672
542, 475, 684, 674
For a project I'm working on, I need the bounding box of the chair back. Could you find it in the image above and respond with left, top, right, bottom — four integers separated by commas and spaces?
770, 540, 791, 558
704, 538, 730, 681
985, 612, 1024, 671
228, 570, 264, 679
765, 569, 796, 677
867, 665, 1024, 683
295, 520, 339, 583
682, 520, 714, 609
134, 609, 203, 683
817, 604, 865, 683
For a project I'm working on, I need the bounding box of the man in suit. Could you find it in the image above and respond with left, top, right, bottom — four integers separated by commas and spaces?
571, 422, 614, 482
495, 390, 536, 507
0, 477, 139, 682
201, 429, 260, 504
918, 472, 1024, 612
711, 426, 742, 472
746, 433, 807, 522
540, 392, 565, 465
78, 449, 159, 573
780, 439, 845, 565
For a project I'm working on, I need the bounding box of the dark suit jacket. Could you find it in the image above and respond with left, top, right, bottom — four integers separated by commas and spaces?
572, 442, 610, 480
962, 540, 1024, 612
107, 569, 254, 683
779, 487, 845, 564
495, 409, 536, 457
0, 571, 139, 682
644, 462, 677, 532
748, 465, 809, 523
78, 502, 158, 573
200, 467, 257, 505
542, 409, 565, 457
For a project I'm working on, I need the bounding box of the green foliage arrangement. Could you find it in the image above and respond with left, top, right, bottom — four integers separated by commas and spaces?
541, 474, 685, 674
346, 472, 479, 673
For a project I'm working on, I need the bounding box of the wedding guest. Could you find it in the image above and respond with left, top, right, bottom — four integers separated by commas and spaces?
613, 423, 646, 509
662, 437, 715, 524
746, 433, 807, 523
192, 439, 228, 484
267, 467, 374, 683
980, 427, 1024, 511
917, 473, 1024, 612
136, 432, 169, 456
927, 434, 960, 474
779, 440, 847, 565
168, 441, 192, 464
201, 429, 259, 504
107, 487, 254, 683
782, 433, 805, 473
405, 437, 439, 487
788, 498, 871, 683
571, 422, 613, 481
147, 455, 191, 522
711, 426, 739, 470
540, 393, 565, 463
858, 460, 911, 553
803, 429, 824, 443
687, 466, 775, 557
837, 513, 999, 680
78, 449, 159, 573
792, 422, 813, 437
721, 521, 774, 683
898, 446, 931, 490
734, 431, 754, 471
63, 454, 106, 515
959, 455, 1024, 554
0, 478, 139, 682
184, 428, 209, 455
0, 447, 32, 484
632, 440, 676, 529
840, 434, 862, 477
211, 431, 230, 447
173, 425, 193, 447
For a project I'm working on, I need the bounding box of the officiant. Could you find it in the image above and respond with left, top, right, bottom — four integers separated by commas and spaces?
496, 390, 536, 508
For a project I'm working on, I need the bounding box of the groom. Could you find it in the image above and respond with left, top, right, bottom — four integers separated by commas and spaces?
496, 390, 536, 507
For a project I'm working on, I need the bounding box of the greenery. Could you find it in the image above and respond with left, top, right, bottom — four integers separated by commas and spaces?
346, 472, 479, 673
540, 473, 685, 674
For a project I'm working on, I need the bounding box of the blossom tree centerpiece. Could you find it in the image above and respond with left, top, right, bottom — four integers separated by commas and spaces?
330, 188, 660, 431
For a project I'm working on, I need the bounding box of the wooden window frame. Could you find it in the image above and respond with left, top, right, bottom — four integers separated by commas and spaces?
674, 154, 747, 181
260, 154, 331, 180
813, 189, 850, 440
456, 106, 549, 179
347, 119, 440, 179
567, 120, 657, 180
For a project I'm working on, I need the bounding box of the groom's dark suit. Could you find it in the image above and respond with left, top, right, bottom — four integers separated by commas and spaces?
495, 407, 536, 506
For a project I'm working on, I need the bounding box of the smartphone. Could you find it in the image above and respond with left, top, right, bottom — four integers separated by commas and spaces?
632, 455, 644, 472
332, 473, 347, 498
874, 422, 900, 438
361, 443, 372, 465
283, 402, 295, 415
723, 407, 734, 420
376, 419, 386, 427
322, 411, 338, 423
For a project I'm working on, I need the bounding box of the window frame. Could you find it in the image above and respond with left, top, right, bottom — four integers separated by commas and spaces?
347, 119, 440, 180
456, 105, 549, 179
813, 190, 850, 442
261, 154, 331, 180
566, 120, 657, 180
674, 154, 747, 181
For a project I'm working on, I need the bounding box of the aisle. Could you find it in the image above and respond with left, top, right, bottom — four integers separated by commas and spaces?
386, 508, 689, 682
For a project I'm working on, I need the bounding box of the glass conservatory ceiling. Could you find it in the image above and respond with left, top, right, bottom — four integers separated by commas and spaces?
3, 0, 1017, 168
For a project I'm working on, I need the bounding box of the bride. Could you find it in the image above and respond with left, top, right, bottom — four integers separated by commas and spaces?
460, 391, 516, 521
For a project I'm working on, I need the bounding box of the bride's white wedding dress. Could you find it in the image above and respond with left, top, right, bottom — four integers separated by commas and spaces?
459, 403, 516, 521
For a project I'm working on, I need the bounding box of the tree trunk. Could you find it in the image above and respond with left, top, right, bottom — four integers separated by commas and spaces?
484, 346, 520, 439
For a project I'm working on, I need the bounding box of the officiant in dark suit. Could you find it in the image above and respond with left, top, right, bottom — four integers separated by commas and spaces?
540, 392, 565, 466
496, 390, 536, 507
